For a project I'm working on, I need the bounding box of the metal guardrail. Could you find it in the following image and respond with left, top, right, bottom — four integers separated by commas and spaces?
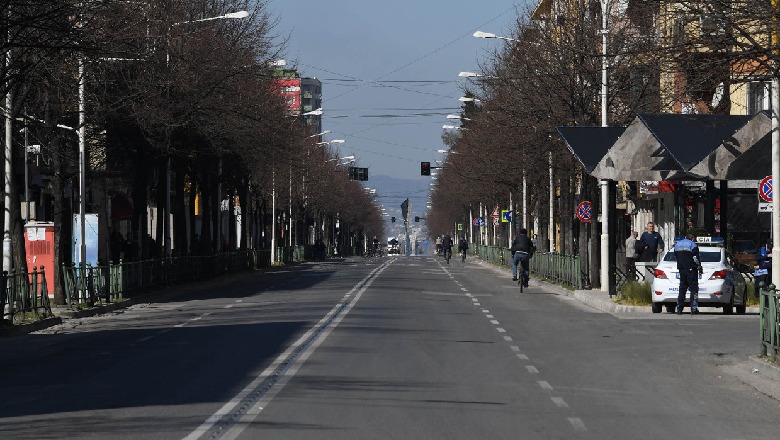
1, 267, 53, 324
760, 289, 780, 361
62, 250, 273, 307
473, 244, 584, 290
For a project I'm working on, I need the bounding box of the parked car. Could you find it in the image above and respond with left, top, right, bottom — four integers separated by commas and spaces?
732, 240, 757, 266
651, 244, 748, 314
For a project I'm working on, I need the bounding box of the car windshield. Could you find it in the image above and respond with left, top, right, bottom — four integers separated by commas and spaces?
663, 250, 721, 263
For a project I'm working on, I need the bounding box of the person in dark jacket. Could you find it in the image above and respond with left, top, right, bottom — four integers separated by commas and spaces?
674, 233, 702, 315
755, 239, 773, 297
638, 222, 665, 262
510, 228, 535, 287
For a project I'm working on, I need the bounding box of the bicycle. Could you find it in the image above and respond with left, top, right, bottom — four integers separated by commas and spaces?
514, 251, 530, 293
460, 249, 467, 263
444, 248, 452, 264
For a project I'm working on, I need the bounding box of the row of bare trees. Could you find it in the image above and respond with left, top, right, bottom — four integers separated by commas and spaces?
1, 1, 383, 303
428, 0, 780, 288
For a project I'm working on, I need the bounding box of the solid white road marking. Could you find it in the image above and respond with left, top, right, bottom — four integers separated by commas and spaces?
526, 366, 539, 374
183, 260, 394, 440
538, 381, 553, 390
552, 397, 569, 408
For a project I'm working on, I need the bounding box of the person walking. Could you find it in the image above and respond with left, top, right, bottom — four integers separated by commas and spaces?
638, 222, 665, 262
625, 230, 639, 280
511, 228, 535, 287
674, 233, 702, 315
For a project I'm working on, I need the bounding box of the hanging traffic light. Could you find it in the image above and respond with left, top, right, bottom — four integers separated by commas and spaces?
391, 216, 396, 223
421, 162, 431, 176
414, 216, 420, 222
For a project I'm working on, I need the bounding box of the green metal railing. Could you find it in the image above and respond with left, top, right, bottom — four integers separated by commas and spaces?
1, 267, 53, 324
530, 252, 584, 290
62, 249, 273, 307
760, 289, 780, 361
473, 244, 584, 290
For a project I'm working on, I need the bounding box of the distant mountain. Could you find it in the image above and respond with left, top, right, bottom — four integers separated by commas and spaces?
365, 175, 431, 219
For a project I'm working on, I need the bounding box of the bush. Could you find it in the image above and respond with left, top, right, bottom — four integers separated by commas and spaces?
617, 281, 652, 305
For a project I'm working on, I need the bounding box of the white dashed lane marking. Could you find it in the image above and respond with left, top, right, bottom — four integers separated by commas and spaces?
516, 354, 529, 360
503, 336, 513, 341
224, 304, 234, 309
510, 346, 520, 352
136, 336, 154, 343
526, 366, 539, 374
538, 381, 553, 390
552, 397, 569, 408
490, 319, 500, 325
496, 328, 506, 333
568, 417, 587, 432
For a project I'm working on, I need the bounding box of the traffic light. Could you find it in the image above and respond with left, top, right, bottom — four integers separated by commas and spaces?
391, 216, 396, 223
421, 162, 431, 176
414, 216, 420, 222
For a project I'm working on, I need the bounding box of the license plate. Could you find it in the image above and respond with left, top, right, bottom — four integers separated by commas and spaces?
675, 273, 702, 279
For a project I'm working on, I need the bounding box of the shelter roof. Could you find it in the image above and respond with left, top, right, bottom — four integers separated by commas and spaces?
556, 126, 626, 173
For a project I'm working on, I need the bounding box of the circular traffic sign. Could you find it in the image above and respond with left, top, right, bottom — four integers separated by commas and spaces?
759, 176, 773, 203
576, 201, 592, 223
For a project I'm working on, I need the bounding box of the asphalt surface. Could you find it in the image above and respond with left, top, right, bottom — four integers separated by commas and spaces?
0, 256, 777, 439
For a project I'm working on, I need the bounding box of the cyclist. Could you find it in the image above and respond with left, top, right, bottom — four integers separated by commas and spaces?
510, 228, 535, 287
458, 236, 469, 262
441, 234, 453, 262
435, 236, 443, 255
371, 236, 380, 257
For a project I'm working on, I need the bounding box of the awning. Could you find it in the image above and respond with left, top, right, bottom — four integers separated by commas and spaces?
556, 126, 626, 174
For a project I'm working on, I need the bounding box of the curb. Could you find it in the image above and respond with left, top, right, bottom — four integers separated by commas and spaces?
0, 316, 63, 337
748, 356, 780, 383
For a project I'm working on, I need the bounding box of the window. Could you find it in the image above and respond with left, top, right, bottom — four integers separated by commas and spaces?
664, 250, 721, 262
747, 82, 772, 115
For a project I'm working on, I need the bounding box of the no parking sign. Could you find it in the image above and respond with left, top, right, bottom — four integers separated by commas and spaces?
576, 201, 592, 223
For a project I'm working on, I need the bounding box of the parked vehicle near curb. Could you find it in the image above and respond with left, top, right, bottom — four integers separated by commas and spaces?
651, 244, 748, 314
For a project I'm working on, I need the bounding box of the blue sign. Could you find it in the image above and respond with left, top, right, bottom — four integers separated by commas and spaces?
501, 210, 514, 223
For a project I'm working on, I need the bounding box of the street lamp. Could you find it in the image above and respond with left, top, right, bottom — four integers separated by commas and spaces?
303, 107, 323, 116
447, 114, 471, 121
473, 30, 519, 43
459, 96, 481, 103
316, 139, 345, 146
308, 130, 331, 138
459, 71, 498, 79
442, 125, 464, 130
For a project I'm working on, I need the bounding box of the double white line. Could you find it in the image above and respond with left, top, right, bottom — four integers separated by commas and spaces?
183, 258, 395, 440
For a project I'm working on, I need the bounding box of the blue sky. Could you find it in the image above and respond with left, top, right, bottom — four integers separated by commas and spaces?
268, 1, 523, 183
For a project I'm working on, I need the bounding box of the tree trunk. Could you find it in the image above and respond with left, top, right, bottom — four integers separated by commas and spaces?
154, 160, 165, 258
199, 172, 213, 255
173, 161, 187, 255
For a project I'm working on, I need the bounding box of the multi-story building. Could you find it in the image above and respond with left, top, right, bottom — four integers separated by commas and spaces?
271, 68, 322, 134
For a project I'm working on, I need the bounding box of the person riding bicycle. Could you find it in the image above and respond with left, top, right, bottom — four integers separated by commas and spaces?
441, 234, 453, 260
511, 228, 535, 287
435, 236, 443, 255
458, 236, 469, 259
371, 236, 380, 256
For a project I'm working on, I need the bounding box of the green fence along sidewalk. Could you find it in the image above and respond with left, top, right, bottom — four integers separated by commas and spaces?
760, 289, 780, 361
474, 244, 584, 290
62, 250, 272, 308
1, 267, 53, 324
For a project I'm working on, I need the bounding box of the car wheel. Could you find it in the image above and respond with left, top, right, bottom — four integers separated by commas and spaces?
652, 302, 662, 314
665, 304, 676, 313
722, 295, 734, 315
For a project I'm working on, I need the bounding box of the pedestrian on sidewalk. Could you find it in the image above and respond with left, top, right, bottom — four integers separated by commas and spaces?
674, 233, 702, 315
625, 230, 639, 280
638, 222, 664, 262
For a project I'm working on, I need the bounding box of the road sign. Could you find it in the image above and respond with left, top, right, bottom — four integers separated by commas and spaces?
576, 201, 592, 223
759, 202, 773, 212
492, 216, 500, 226
457, 223, 463, 231
473, 217, 486, 227
501, 210, 513, 223
759, 176, 773, 202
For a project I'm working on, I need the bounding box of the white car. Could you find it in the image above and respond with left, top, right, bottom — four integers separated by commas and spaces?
651, 245, 748, 314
